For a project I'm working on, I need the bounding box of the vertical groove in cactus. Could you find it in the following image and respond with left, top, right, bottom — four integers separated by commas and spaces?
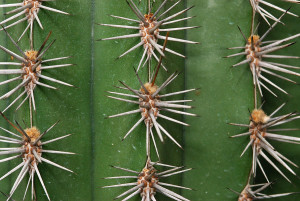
183, 0, 255, 200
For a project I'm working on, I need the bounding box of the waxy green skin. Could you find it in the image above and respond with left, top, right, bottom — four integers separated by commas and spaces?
0, 0, 92, 200
183, 0, 300, 201
0, 0, 300, 201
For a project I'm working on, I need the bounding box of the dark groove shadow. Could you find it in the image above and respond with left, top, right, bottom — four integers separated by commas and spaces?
90, 0, 96, 200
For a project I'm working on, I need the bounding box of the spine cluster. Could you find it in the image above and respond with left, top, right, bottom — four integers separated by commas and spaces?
100, 0, 198, 200
0, 0, 74, 200
228, 1, 300, 200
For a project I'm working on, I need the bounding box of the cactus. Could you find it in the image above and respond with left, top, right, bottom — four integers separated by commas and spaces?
0, 0, 300, 201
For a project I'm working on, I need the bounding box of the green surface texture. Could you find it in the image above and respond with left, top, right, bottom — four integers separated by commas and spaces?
0, 0, 300, 201
183, 1, 254, 200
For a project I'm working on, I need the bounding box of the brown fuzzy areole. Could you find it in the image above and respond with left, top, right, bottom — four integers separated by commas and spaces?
238, 195, 252, 201
144, 13, 155, 25
25, 50, 38, 61
23, 0, 41, 17
251, 109, 269, 124
137, 165, 158, 197
139, 13, 159, 56
22, 50, 41, 86
247, 35, 260, 45
141, 83, 158, 95
245, 34, 262, 70
24, 126, 40, 142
